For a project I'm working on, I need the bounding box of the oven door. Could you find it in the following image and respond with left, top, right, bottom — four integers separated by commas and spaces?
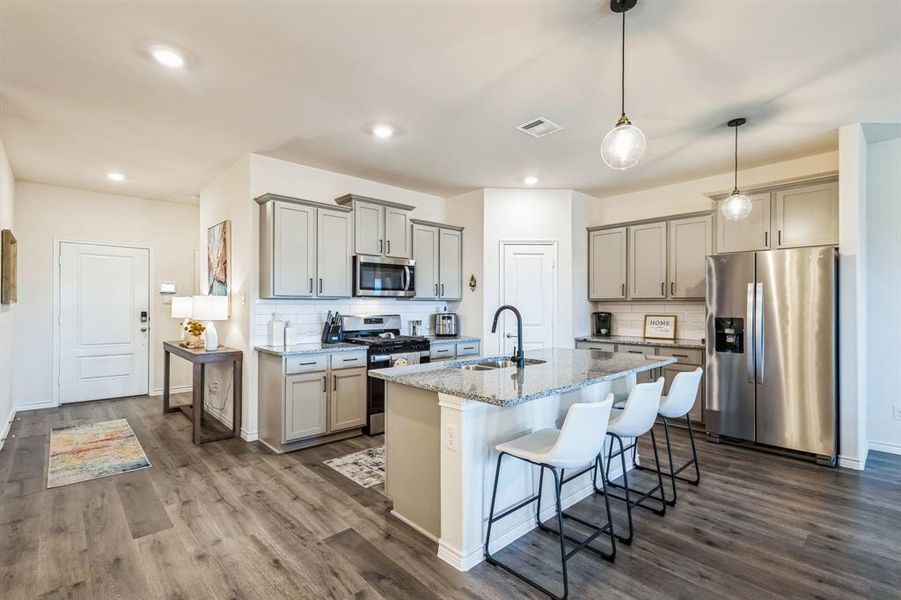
354, 256, 415, 297
366, 351, 428, 435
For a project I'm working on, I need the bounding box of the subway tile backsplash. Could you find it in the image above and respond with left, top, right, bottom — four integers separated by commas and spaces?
253, 298, 456, 345
593, 301, 706, 340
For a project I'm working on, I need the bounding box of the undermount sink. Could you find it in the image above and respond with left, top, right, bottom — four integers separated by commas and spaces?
459, 358, 546, 370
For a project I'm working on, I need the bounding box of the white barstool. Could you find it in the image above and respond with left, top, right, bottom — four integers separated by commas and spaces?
600, 377, 666, 545
637, 367, 703, 506
484, 396, 616, 600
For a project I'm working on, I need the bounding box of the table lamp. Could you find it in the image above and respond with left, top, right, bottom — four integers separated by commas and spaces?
170, 296, 194, 341
192, 295, 229, 351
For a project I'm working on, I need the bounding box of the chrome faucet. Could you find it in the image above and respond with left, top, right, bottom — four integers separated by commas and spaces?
490, 305, 525, 369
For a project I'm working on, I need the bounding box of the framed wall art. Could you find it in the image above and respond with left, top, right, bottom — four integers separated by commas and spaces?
643, 314, 676, 340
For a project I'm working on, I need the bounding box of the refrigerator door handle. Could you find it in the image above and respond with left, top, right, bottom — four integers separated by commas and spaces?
756, 282, 765, 383
746, 282, 755, 384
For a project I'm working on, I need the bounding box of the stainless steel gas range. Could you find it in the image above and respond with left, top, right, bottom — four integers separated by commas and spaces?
340, 314, 429, 435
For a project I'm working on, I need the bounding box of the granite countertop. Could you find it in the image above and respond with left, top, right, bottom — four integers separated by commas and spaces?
369, 347, 675, 407
425, 335, 481, 344
575, 335, 706, 350
255, 342, 367, 356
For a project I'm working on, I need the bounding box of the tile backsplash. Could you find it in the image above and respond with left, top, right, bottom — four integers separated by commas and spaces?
593, 301, 706, 340
254, 298, 456, 345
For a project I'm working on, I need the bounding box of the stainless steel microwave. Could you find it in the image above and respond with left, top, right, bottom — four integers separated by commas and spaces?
353, 255, 415, 297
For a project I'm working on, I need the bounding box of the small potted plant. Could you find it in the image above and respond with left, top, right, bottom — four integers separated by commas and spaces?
182, 320, 206, 349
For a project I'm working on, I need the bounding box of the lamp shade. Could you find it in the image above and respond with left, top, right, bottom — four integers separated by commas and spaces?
192, 295, 228, 321
171, 296, 194, 319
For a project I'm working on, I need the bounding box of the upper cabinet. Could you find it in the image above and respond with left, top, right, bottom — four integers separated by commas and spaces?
629, 222, 667, 299
774, 181, 838, 249
335, 194, 413, 258
714, 177, 838, 254
411, 219, 463, 301
257, 193, 352, 299
715, 192, 771, 254
589, 228, 627, 300
669, 215, 712, 298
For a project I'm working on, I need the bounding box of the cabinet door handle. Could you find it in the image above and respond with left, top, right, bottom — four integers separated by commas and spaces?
673, 353, 689, 358
661, 282, 665, 296
309, 278, 313, 294
670, 282, 675, 295
434, 283, 439, 296
379, 239, 383, 254
322, 376, 327, 393
778, 230, 782, 246
764, 231, 768, 246
318, 278, 323, 294
387, 240, 391, 255
333, 375, 337, 391
621, 283, 626, 297
440, 284, 445, 297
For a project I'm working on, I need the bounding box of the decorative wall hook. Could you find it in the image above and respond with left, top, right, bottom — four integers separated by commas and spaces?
468, 275, 477, 292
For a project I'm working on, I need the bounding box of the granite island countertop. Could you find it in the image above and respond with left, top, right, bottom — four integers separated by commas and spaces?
255, 342, 367, 356
369, 347, 675, 407
576, 335, 706, 350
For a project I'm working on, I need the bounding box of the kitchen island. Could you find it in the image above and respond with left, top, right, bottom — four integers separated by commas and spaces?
370, 347, 675, 571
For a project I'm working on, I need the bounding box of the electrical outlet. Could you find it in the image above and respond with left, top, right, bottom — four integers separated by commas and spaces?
444, 424, 458, 452
893, 405, 901, 422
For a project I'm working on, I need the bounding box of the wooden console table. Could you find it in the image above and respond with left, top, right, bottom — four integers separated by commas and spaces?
162, 341, 243, 445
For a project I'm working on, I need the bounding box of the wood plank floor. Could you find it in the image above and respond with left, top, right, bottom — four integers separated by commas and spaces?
1, 394, 899, 599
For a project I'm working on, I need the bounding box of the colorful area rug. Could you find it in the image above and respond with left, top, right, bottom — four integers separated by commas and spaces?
324, 445, 385, 488
47, 418, 151, 488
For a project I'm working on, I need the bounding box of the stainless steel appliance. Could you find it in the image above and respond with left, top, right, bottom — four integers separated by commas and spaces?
341, 314, 429, 435
705, 246, 838, 465
353, 256, 415, 298
431, 312, 460, 337
592, 312, 613, 337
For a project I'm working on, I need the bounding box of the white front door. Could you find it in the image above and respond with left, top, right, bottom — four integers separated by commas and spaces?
500, 243, 556, 355
58, 242, 150, 403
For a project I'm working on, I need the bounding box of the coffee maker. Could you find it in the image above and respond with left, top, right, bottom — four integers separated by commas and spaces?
592, 312, 613, 337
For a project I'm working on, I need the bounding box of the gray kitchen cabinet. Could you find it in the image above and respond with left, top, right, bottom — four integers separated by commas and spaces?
438, 228, 462, 300
668, 215, 712, 298
774, 181, 838, 248
617, 343, 658, 384
715, 192, 771, 254
629, 222, 667, 299
384, 207, 410, 258
268, 200, 316, 298
353, 199, 384, 256
575, 341, 615, 352
412, 223, 440, 299
329, 367, 367, 432
285, 371, 329, 442
588, 227, 627, 300
317, 208, 352, 297
430, 342, 456, 361
661, 363, 704, 425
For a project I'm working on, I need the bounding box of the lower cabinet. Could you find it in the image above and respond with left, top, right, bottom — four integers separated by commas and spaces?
330, 367, 367, 432
575, 341, 615, 352
285, 371, 329, 441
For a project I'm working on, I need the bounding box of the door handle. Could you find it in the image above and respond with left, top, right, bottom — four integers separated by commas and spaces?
322, 376, 327, 393
755, 282, 765, 384
318, 278, 323, 294
621, 283, 625, 297
434, 283, 439, 296
387, 240, 391, 255
746, 283, 755, 383
140, 327, 148, 333
777, 230, 782, 246
764, 231, 768, 247
379, 240, 383, 254
309, 278, 313, 294
440, 284, 445, 297
661, 282, 665, 296
505, 333, 517, 339
333, 375, 337, 391
670, 282, 675, 295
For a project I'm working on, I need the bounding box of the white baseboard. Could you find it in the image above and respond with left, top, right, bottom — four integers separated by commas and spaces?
15, 401, 58, 412
241, 429, 259, 442
149, 385, 193, 397
869, 441, 901, 456
838, 454, 868, 470
0, 407, 16, 453
438, 459, 628, 572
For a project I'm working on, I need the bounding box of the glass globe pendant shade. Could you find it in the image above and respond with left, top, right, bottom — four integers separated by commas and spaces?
601, 116, 646, 170
721, 189, 753, 221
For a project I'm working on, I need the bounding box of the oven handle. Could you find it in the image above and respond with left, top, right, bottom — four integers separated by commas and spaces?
370, 354, 391, 364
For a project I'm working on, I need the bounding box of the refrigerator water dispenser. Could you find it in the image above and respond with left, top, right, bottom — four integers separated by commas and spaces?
714, 317, 744, 353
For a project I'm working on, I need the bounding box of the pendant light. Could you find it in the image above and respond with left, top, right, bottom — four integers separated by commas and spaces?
721, 118, 752, 221
601, 0, 646, 170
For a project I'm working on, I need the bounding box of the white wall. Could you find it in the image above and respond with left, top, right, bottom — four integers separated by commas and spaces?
866, 136, 901, 454
0, 139, 15, 446
838, 125, 869, 469
14, 182, 198, 409
481, 189, 576, 355
571, 191, 595, 338
591, 151, 838, 224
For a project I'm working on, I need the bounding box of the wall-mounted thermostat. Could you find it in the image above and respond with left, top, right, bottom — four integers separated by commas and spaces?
159, 282, 177, 295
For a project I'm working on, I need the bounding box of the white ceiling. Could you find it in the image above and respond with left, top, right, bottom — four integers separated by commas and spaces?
1, 1, 899, 204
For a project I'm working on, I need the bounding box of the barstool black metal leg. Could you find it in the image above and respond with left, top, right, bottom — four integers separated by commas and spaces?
484, 452, 505, 560
535, 466, 546, 527
647, 428, 667, 516
662, 418, 678, 506
552, 467, 569, 600
615, 434, 634, 544
681, 417, 702, 485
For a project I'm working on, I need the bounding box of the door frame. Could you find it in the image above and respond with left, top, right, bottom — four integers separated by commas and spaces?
52, 238, 153, 406
497, 240, 559, 351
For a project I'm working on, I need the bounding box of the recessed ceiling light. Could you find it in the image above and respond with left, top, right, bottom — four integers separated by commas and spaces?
106, 172, 126, 182
523, 176, 539, 186
150, 45, 185, 69
371, 124, 395, 139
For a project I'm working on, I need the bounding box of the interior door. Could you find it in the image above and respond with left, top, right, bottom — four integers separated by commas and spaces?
317, 209, 352, 297
501, 243, 555, 355
588, 228, 627, 300
58, 242, 149, 403
629, 222, 667, 299
412, 224, 439, 299
438, 228, 462, 300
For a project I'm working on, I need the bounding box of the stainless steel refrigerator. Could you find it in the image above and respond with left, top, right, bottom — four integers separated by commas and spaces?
705, 246, 838, 465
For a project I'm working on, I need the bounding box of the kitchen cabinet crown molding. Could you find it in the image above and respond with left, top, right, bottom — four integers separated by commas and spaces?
707, 173, 838, 201
410, 218, 464, 232
587, 209, 713, 232
334, 193, 415, 212
255, 192, 352, 212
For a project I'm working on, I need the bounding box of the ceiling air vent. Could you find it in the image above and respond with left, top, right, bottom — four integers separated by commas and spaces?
516, 117, 563, 139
